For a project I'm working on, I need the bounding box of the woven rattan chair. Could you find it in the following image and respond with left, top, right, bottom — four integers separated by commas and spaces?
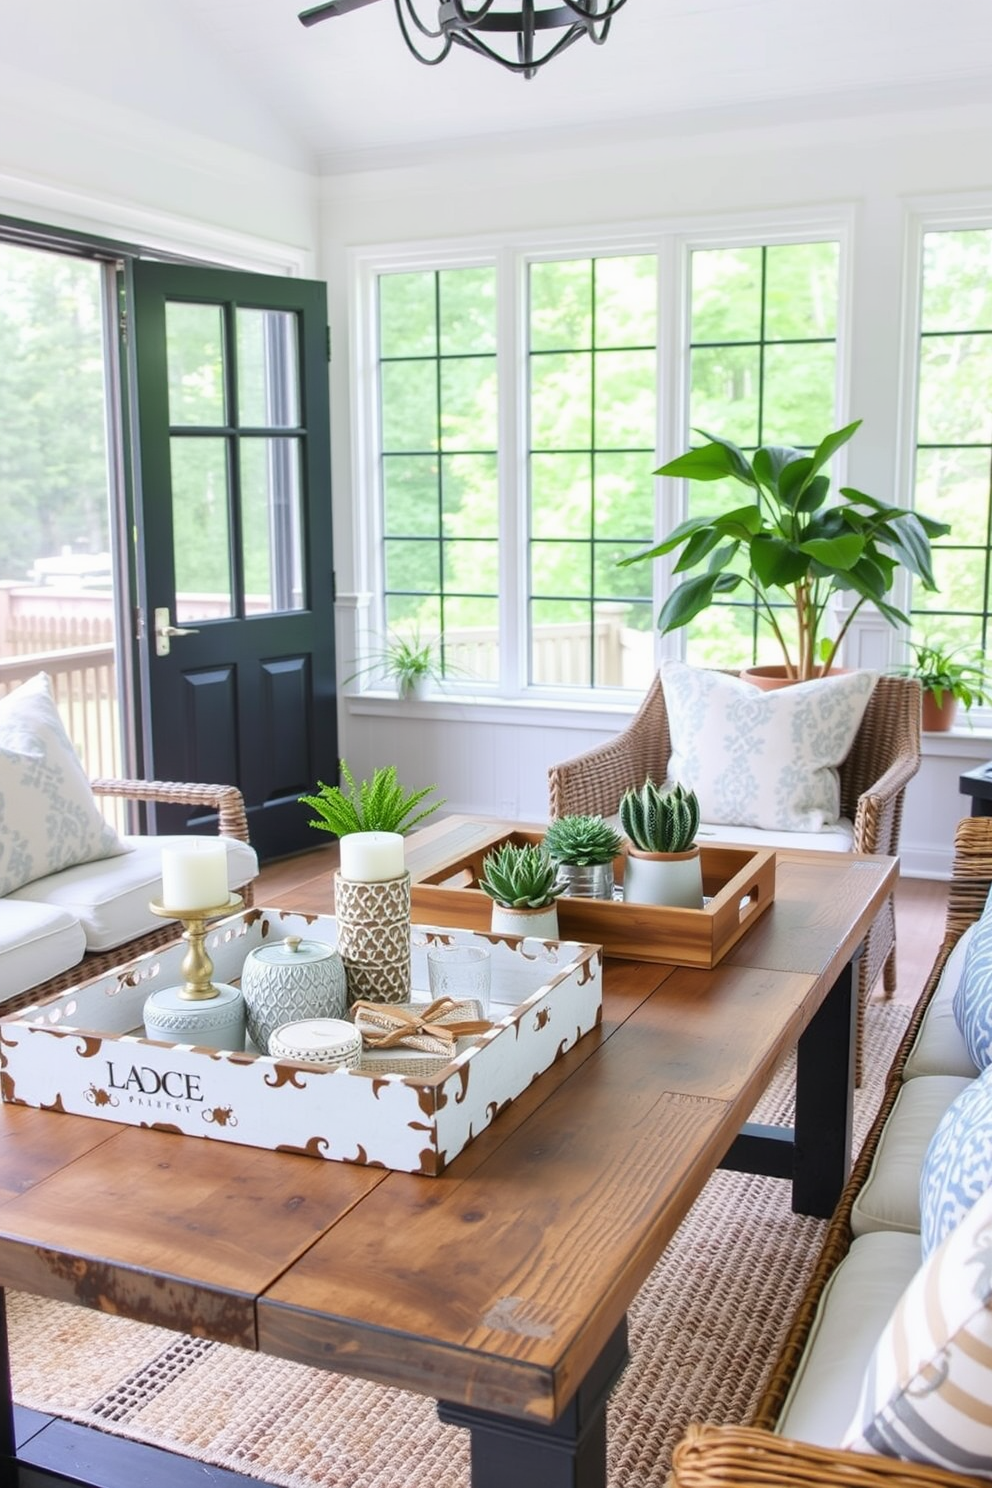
667, 815, 992, 1488
4, 776, 255, 1017
548, 672, 922, 1010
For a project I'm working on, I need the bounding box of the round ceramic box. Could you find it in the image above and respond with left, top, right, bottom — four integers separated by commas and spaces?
240, 934, 347, 1054
267, 1018, 363, 1070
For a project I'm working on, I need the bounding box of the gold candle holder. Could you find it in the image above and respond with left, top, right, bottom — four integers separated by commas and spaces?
149, 894, 243, 999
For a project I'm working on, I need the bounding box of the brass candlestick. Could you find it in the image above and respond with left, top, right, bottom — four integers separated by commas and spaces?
148, 894, 243, 1000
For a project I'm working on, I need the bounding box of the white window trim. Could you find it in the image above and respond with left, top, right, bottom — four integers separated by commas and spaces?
346, 204, 857, 717
897, 193, 992, 734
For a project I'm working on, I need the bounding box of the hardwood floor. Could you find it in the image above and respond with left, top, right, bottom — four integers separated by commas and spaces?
255, 841, 950, 1012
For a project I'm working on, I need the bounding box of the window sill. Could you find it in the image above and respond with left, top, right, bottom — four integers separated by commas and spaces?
920, 724, 992, 759
343, 688, 639, 732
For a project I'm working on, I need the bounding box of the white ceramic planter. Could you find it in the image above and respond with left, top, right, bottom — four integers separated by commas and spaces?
622, 845, 704, 908
489, 902, 560, 938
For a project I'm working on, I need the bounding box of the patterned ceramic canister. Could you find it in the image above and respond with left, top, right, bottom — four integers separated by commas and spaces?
240, 935, 347, 1054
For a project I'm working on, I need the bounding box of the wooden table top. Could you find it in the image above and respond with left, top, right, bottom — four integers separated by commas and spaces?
0, 820, 897, 1426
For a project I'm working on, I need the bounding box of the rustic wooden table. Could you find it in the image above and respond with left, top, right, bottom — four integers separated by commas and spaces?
0, 821, 896, 1488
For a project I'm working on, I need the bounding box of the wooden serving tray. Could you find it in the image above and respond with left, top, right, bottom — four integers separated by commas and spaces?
409, 828, 776, 968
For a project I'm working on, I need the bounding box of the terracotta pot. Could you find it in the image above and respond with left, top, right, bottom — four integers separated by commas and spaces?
921, 691, 959, 732
739, 665, 850, 692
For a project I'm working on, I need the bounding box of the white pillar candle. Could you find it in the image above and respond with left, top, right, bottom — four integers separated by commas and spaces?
339, 831, 405, 883
161, 840, 230, 911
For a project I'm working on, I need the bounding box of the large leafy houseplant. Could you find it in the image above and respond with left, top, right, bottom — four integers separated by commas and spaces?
620, 420, 950, 681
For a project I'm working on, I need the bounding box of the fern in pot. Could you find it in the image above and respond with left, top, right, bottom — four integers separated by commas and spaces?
619, 781, 704, 908
479, 841, 564, 939
544, 815, 623, 901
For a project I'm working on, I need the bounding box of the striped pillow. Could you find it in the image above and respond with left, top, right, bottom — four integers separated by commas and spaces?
842, 1182, 992, 1476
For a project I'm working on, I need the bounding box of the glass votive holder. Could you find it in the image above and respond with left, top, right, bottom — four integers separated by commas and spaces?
426, 944, 491, 1016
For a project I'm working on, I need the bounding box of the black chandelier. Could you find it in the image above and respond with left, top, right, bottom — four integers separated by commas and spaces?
299, 1, 628, 80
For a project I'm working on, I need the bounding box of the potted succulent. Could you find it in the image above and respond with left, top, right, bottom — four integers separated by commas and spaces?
619, 420, 950, 684
479, 841, 564, 938
345, 628, 462, 700
299, 761, 444, 837
619, 780, 703, 908
894, 640, 992, 732
544, 814, 623, 900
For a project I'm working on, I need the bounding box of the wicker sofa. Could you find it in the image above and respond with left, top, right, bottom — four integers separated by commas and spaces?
0, 776, 257, 1018
669, 815, 992, 1488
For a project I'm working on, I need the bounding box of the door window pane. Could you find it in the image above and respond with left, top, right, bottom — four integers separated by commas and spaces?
166, 303, 226, 427
170, 437, 233, 620
237, 309, 300, 428
240, 437, 304, 614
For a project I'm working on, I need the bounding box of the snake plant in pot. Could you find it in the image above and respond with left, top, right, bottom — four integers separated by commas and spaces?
544, 815, 624, 901
619, 780, 704, 908
479, 841, 564, 938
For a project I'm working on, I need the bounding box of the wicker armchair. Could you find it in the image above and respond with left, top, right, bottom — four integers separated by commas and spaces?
4, 776, 255, 1017
548, 673, 922, 1006
668, 816, 992, 1488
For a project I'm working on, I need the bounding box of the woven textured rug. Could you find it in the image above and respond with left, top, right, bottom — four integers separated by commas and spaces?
8, 1001, 910, 1488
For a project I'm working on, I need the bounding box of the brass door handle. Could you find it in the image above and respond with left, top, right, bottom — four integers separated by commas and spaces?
154, 607, 201, 656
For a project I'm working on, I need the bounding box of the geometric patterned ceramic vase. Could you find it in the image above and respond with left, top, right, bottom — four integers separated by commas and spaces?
333, 870, 412, 1005
239, 935, 347, 1054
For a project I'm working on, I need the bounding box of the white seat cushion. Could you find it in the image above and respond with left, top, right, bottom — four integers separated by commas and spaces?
850, 1074, 973, 1237
776, 1230, 921, 1447
7, 835, 258, 952
0, 898, 86, 1004
903, 925, 979, 1080
695, 819, 855, 853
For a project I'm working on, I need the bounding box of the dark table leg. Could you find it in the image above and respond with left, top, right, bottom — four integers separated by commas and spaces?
437, 1317, 629, 1488
719, 949, 858, 1219
791, 953, 857, 1217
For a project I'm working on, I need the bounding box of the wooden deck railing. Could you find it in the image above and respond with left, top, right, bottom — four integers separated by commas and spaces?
0, 644, 123, 783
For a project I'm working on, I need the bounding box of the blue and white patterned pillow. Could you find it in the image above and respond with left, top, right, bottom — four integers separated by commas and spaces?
953, 887, 992, 1070
920, 1064, 992, 1258
659, 661, 878, 832
0, 672, 126, 896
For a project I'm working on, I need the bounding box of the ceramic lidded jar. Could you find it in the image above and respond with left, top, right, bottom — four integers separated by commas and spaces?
240, 935, 346, 1054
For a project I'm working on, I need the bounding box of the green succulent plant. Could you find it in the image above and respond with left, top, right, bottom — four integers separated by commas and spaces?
479, 842, 564, 910
300, 761, 444, 837
619, 780, 700, 855
544, 815, 624, 867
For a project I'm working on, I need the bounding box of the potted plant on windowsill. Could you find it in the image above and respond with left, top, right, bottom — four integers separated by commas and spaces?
619, 781, 704, 908
345, 629, 464, 701
544, 815, 623, 901
619, 420, 950, 684
893, 640, 992, 732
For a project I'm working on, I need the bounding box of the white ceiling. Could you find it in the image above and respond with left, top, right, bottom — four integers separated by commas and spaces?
16, 0, 992, 175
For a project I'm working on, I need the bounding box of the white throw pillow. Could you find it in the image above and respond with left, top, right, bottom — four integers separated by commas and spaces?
660, 660, 878, 832
0, 673, 126, 896
842, 1182, 992, 1478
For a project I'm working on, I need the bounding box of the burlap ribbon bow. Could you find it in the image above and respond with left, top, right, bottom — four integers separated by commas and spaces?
351, 997, 493, 1057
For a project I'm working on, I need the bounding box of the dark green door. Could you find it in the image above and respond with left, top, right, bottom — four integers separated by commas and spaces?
126, 260, 336, 860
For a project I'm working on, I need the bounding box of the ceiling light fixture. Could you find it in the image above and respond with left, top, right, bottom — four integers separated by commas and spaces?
299, 1, 627, 80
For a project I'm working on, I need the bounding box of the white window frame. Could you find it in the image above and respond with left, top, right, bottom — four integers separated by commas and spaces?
347, 205, 855, 713
898, 192, 992, 736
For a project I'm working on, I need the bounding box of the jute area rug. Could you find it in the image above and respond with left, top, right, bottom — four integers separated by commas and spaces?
9, 1001, 910, 1488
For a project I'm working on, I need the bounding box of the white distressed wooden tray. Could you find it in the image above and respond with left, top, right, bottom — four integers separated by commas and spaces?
0, 907, 603, 1176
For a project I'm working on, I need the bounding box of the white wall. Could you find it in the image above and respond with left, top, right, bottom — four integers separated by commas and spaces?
321, 99, 992, 877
